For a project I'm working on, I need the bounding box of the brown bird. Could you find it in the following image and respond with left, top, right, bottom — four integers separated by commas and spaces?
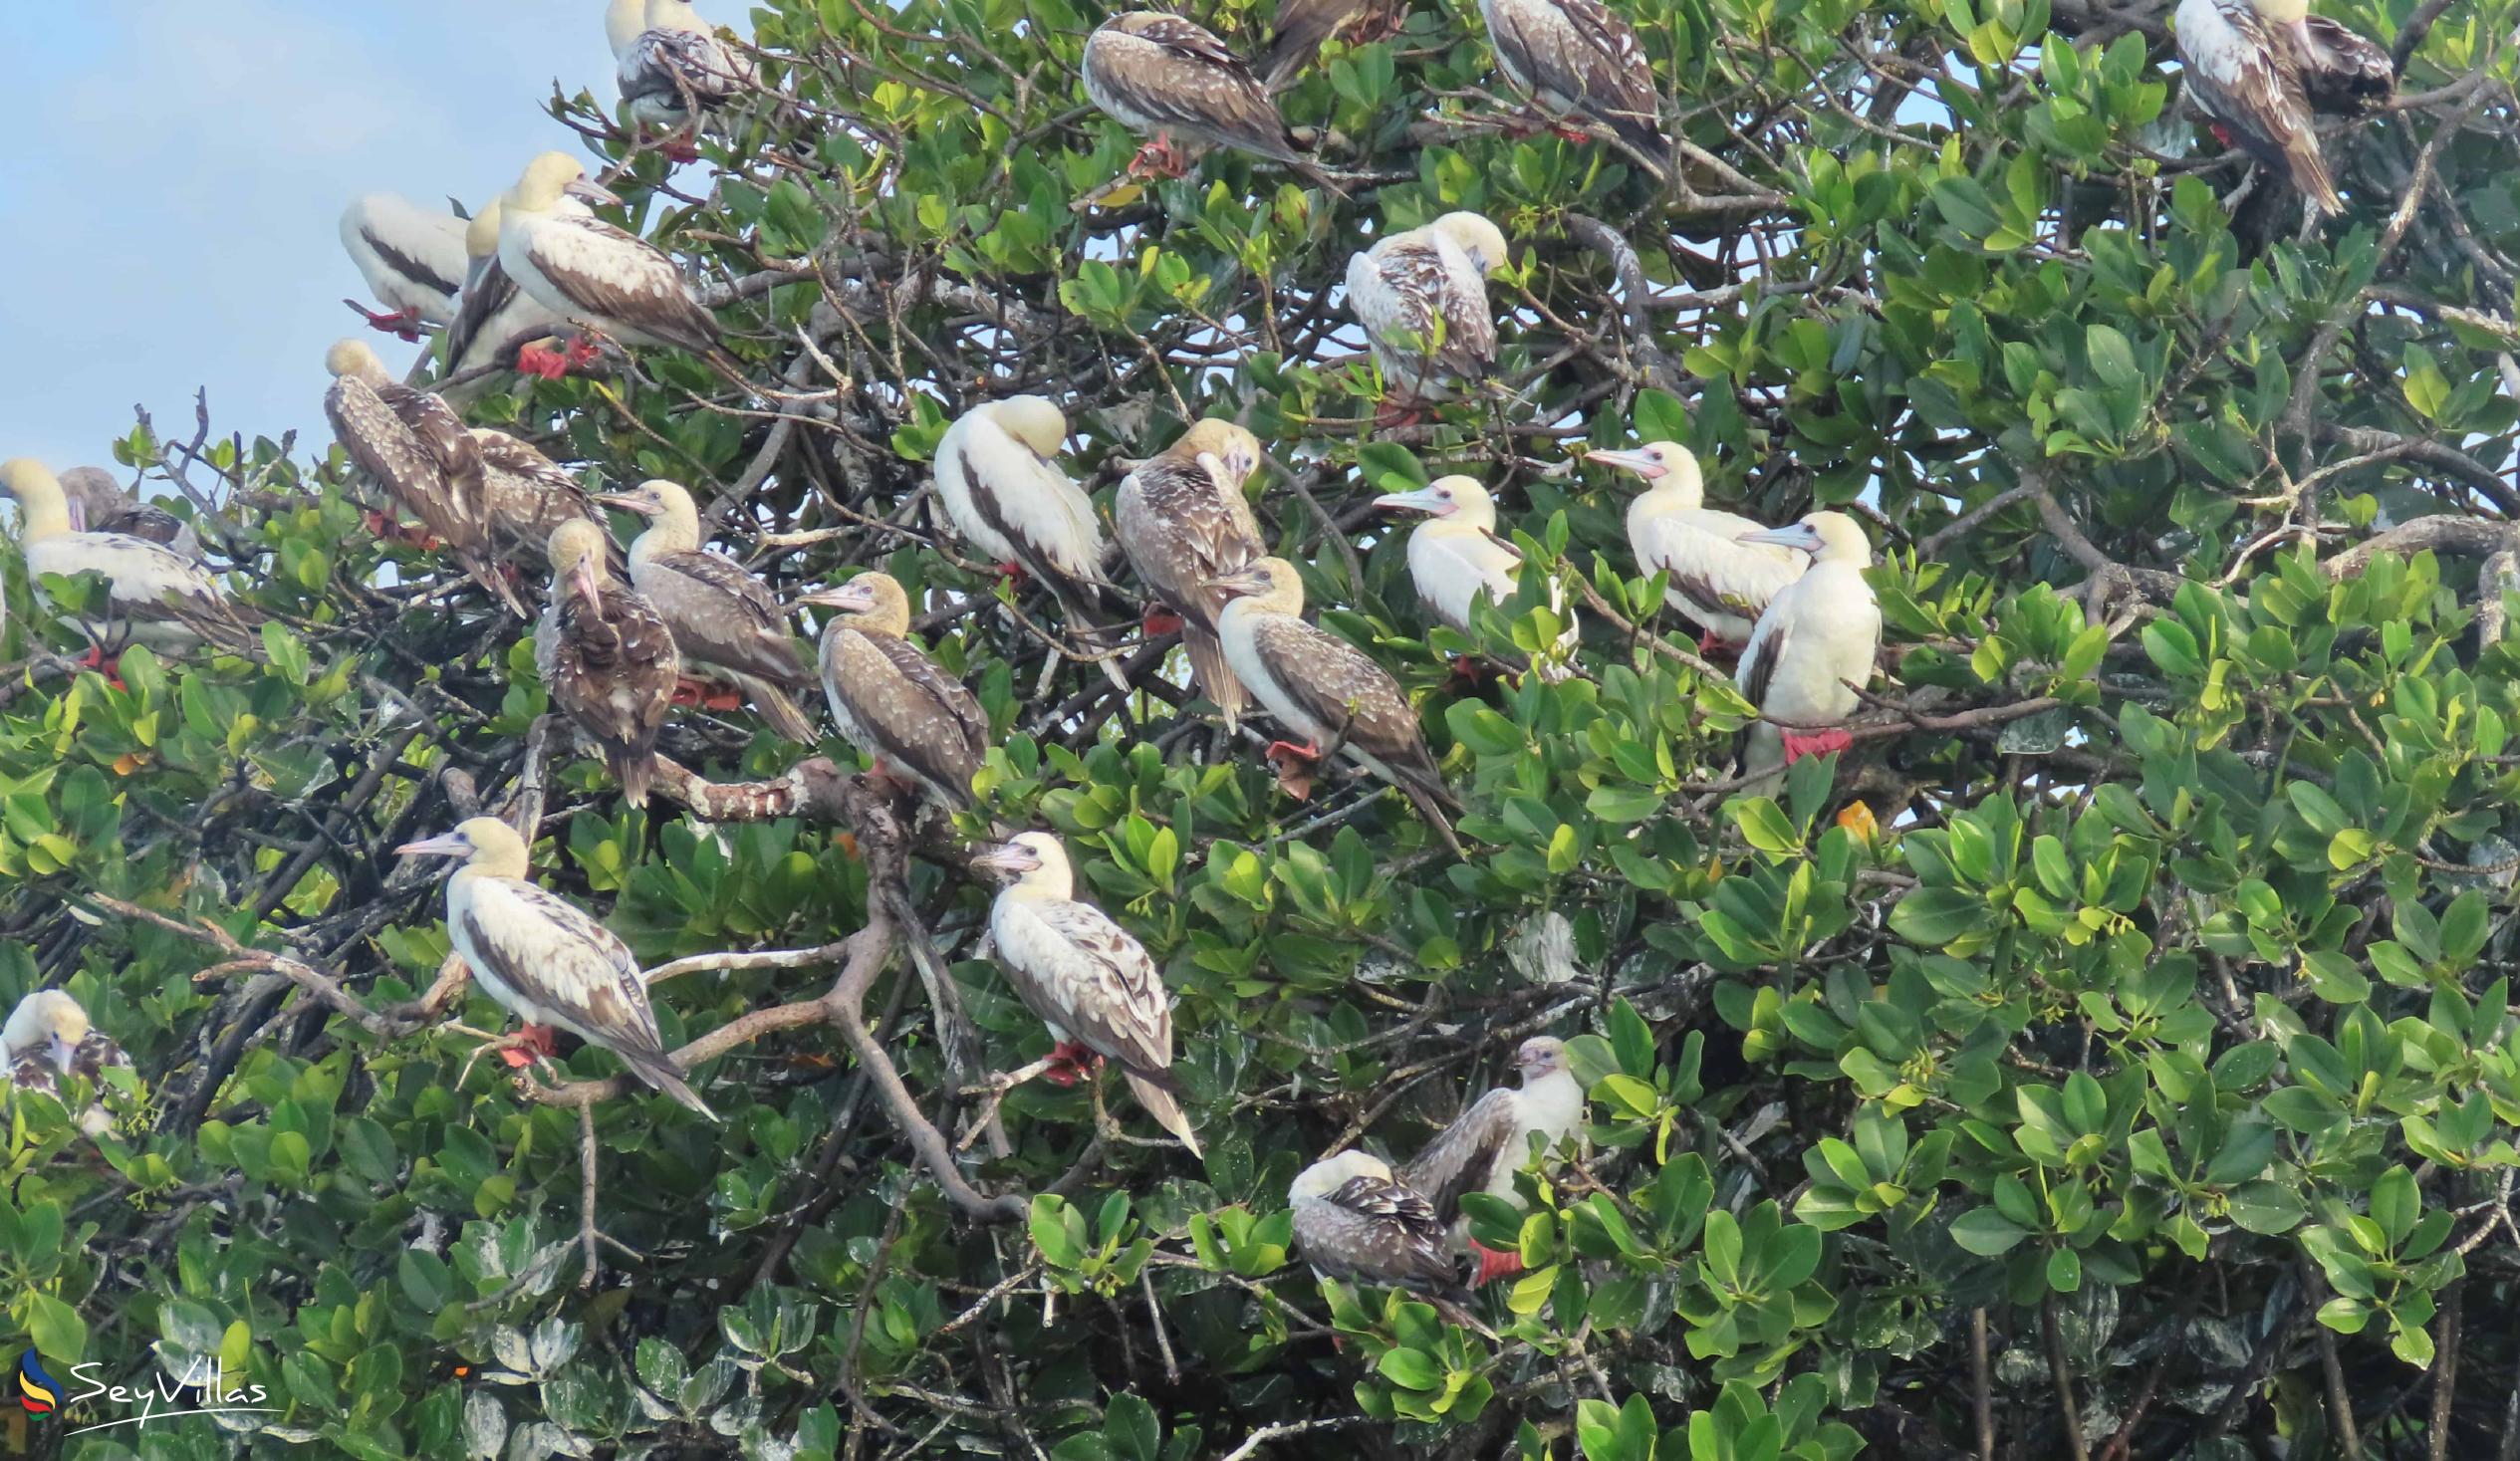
1113, 419, 1266, 730
57, 467, 193, 555
473, 430, 609, 574
324, 339, 531, 616
599, 478, 818, 741
797, 573, 992, 811
1259, 0, 1407, 91
1083, 13, 1331, 186
1290, 1149, 1467, 1300
1478, 0, 1666, 165
537, 519, 677, 808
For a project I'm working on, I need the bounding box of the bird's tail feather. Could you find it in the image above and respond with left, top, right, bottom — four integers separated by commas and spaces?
1394, 774, 1466, 858
1183, 625, 1245, 733
1125, 1072, 1202, 1158
724, 672, 820, 743
631, 1056, 718, 1120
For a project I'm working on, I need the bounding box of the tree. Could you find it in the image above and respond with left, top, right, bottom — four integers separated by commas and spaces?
2, 0, 2515, 1454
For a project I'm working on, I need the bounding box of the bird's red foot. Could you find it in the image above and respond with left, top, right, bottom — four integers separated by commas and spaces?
1266, 738, 1323, 801
1695, 629, 1743, 663
670, 676, 720, 707
73, 645, 124, 687
564, 335, 603, 370
516, 343, 571, 380
1373, 404, 1427, 429
1470, 1239, 1526, 1287
1266, 738, 1323, 764
1779, 728, 1854, 765
2209, 122, 2234, 146
362, 509, 443, 551
1042, 1041, 1103, 1089
1126, 137, 1190, 180
1552, 123, 1595, 143
1141, 606, 1185, 636
345, 300, 427, 342
996, 561, 1030, 585
500, 1025, 561, 1069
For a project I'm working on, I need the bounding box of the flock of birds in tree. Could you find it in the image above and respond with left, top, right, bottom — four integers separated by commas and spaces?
0, 0, 2399, 1298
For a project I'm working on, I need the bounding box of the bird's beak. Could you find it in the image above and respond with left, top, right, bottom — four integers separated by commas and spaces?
1739, 524, 1824, 553
1585, 448, 1664, 480
1373, 487, 1449, 517
1209, 566, 1269, 599
394, 832, 471, 858
594, 492, 656, 516
64, 495, 88, 534
51, 1034, 76, 1068
968, 844, 1044, 875
566, 176, 625, 208
570, 553, 604, 610
798, 583, 878, 613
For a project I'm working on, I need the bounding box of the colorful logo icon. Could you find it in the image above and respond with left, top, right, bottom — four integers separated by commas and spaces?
14, 1351, 57, 1415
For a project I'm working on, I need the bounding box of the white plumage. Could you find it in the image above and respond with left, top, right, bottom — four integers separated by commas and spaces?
4, 989, 132, 1137
1734, 511, 1883, 787
497, 153, 722, 358
934, 397, 1111, 592
1, 459, 262, 658
1346, 213, 1509, 406
611, 0, 757, 135
1594, 440, 1805, 647
1373, 475, 1577, 677
339, 193, 469, 331
1397, 1037, 1586, 1285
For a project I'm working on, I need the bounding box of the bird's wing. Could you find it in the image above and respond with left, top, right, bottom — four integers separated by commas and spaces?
36, 534, 263, 649
555, 589, 680, 747
2297, 15, 2395, 115
949, 431, 1110, 590
1736, 585, 1796, 714
1089, 18, 1304, 162
445, 253, 523, 371
646, 549, 810, 684
523, 213, 720, 353
1298, 1174, 1461, 1292
1118, 460, 1263, 626
326, 376, 480, 547
357, 219, 466, 304
624, 27, 754, 109
1247, 613, 1436, 772
821, 628, 988, 806
1357, 239, 1496, 382
1490, 0, 1661, 143
997, 897, 1175, 1083
458, 878, 673, 1062
68, 1032, 131, 1084
1638, 515, 1806, 621
381, 382, 486, 512
1261, 0, 1368, 86
1398, 1087, 1522, 1218
474, 432, 598, 562
2177, 0, 2336, 208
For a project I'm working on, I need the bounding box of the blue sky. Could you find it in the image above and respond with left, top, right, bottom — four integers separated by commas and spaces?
0, 3, 609, 478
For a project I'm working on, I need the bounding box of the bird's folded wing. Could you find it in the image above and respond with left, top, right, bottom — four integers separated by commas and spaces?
999, 898, 1175, 1082
460, 879, 672, 1060
648, 550, 809, 683
1398, 1087, 1520, 1218
1090, 20, 1290, 155
826, 629, 988, 801
1248, 614, 1419, 752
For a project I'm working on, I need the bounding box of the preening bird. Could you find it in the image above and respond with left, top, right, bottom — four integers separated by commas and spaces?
4, 989, 132, 1137
399, 818, 714, 1117
1477, 0, 1666, 163
538, 519, 677, 809
599, 478, 819, 742
0, 458, 263, 665
339, 192, 469, 340
57, 467, 194, 557
1734, 511, 1883, 786
1289, 1149, 1467, 1300
1211, 556, 1465, 857
1083, 13, 1326, 184
1259, 0, 1405, 91
797, 573, 992, 812
1114, 419, 1267, 728
1399, 1036, 1586, 1285
1371, 475, 1577, 678
609, 0, 758, 155
497, 153, 725, 362
445, 199, 587, 382
1591, 440, 1805, 651
2175, 0, 2394, 215
972, 833, 1202, 1157
1346, 212, 1510, 418
325, 339, 529, 616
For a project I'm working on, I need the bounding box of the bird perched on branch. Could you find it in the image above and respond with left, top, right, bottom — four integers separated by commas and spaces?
972, 832, 1201, 1157
1734, 512, 1882, 787
2175, 0, 2394, 215
798, 572, 992, 812
933, 397, 1131, 692
398, 818, 715, 1118
57, 467, 194, 557
1477, 0, 1667, 165
1373, 475, 1577, 679
599, 478, 819, 741
1400, 1036, 1585, 1286
339, 192, 468, 341
496, 153, 726, 367
1259, 0, 1407, 91
1115, 418, 1266, 730
1083, 13, 1335, 188
0, 458, 264, 671
5, 989, 132, 1137
325, 339, 531, 617
1211, 556, 1465, 856
1345, 212, 1511, 424
1590, 440, 1804, 653
445, 199, 588, 383
609, 0, 758, 161
538, 520, 676, 809
1290, 1149, 1467, 1300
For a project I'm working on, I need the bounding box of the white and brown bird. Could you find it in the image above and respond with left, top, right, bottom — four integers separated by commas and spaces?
1083, 13, 1327, 185
1346, 212, 1510, 419
58, 467, 194, 557
4, 989, 133, 1137
399, 817, 714, 1117
339, 192, 469, 341
1114, 418, 1266, 730
1399, 1036, 1585, 1285
1734, 512, 1882, 787
609, 0, 758, 159
972, 832, 1201, 1157
538, 520, 677, 809
1289, 1149, 1467, 1300
324, 339, 530, 616
497, 153, 725, 365
599, 478, 818, 741
1478, 0, 1665, 164
1, 458, 263, 668
1591, 440, 1805, 652
935, 397, 1113, 605
444, 199, 588, 383
1212, 556, 1465, 857
1259, 0, 1407, 90
797, 573, 992, 812
473, 431, 607, 574
1372, 475, 1577, 678
2176, 0, 2393, 215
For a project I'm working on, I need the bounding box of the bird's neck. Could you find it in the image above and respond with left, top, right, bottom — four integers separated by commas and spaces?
458, 848, 532, 882
1518, 1070, 1585, 1131
1006, 868, 1075, 902
15, 490, 72, 544
1636, 479, 1703, 516
606, 0, 650, 51
638, 506, 702, 557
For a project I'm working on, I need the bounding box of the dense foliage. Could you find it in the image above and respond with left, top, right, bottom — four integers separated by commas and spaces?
4, 0, 2519, 1455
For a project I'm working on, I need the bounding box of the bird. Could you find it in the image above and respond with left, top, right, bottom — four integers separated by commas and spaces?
538, 519, 677, 809
473, 430, 608, 574
796, 573, 992, 812
496, 152, 726, 365
1399, 1036, 1586, 1286
2175, 0, 2394, 215
444, 199, 589, 383
339, 192, 469, 341
1210, 556, 1466, 857
1082, 13, 1329, 186
4, 989, 132, 1137
609, 0, 758, 160
1345, 212, 1510, 420
1589, 440, 1806, 652
1370, 474, 1577, 678
972, 832, 1201, 1157
1289, 1149, 1467, 1300
324, 339, 530, 617
598, 478, 819, 741
1259, 0, 1406, 91
398, 817, 714, 1117
1734, 511, 1883, 786
1477, 0, 1666, 163
56, 467, 194, 557
0, 458, 264, 669
1113, 418, 1266, 730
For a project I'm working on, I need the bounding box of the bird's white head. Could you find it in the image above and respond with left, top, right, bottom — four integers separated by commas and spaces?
547, 519, 616, 606
1588, 441, 1703, 507
2251, 0, 2311, 23
0, 458, 72, 542
1430, 212, 1511, 276
513, 152, 622, 214
984, 396, 1070, 458
325, 338, 392, 386
1289, 1147, 1393, 1201
1740, 510, 1872, 566
1209, 556, 1306, 615
596, 478, 700, 536
1514, 1036, 1570, 1083
3, 989, 90, 1071
396, 816, 532, 878
1374, 474, 1495, 529
607, 0, 652, 51
647, 0, 711, 30
799, 572, 911, 635
1172, 419, 1264, 493
969, 831, 1073, 897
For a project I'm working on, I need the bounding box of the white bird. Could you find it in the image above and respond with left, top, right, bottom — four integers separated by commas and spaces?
4, 989, 132, 1137
0, 458, 263, 666
598, 478, 819, 742
932, 397, 1131, 691
339, 193, 469, 341
1113, 419, 1267, 729
2176, 0, 2394, 216
1345, 212, 1510, 416
796, 573, 992, 812
398, 818, 714, 1117
444, 199, 587, 382
1398, 1036, 1585, 1286
1289, 1149, 1466, 1300
971, 832, 1201, 1157
1211, 557, 1464, 857
1733, 511, 1883, 787
497, 153, 725, 364
1591, 440, 1805, 651
609, 0, 758, 159
1371, 475, 1577, 678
